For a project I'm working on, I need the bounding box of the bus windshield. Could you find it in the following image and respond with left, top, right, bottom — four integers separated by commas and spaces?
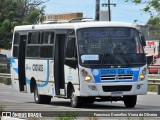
77, 27, 146, 68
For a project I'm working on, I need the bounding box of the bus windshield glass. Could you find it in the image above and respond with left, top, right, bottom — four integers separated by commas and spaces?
77, 27, 146, 68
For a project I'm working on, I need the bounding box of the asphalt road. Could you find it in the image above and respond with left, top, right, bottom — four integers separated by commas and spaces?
0, 84, 160, 112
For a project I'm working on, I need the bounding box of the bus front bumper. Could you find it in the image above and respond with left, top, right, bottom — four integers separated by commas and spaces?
79, 80, 147, 97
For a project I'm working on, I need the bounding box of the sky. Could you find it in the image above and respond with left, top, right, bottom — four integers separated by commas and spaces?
44, 0, 151, 25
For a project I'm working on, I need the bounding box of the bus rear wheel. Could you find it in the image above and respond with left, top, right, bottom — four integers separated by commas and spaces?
34, 86, 51, 104
123, 95, 137, 108
83, 97, 95, 104
70, 88, 82, 108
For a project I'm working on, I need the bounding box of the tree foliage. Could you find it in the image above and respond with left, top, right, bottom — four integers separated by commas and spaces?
125, 0, 160, 26
0, 0, 48, 49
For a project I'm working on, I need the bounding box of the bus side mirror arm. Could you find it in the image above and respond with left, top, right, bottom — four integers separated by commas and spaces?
141, 35, 146, 46
65, 58, 78, 69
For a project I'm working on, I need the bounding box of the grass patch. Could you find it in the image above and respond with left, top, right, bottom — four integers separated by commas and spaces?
0, 78, 11, 85
148, 84, 158, 92
0, 66, 11, 85
0, 78, 4, 83
0, 67, 10, 73
148, 75, 159, 92
28, 118, 38, 120
0, 104, 6, 112
3, 78, 11, 85
55, 111, 77, 120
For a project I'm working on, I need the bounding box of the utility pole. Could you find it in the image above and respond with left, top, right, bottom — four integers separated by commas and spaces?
95, 0, 100, 21
102, 0, 116, 21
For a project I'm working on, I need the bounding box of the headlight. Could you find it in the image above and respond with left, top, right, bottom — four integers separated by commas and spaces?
139, 74, 145, 80
139, 67, 147, 81
84, 75, 92, 82
81, 69, 92, 82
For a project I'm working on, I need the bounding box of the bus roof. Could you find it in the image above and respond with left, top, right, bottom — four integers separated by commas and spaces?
14, 21, 137, 31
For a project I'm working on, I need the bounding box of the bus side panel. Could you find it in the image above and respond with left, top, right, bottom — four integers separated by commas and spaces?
25, 59, 38, 93
11, 58, 20, 91
64, 65, 80, 96
25, 59, 54, 96
78, 67, 99, 96
48, 60, 55, 95
134, 65, 148, 95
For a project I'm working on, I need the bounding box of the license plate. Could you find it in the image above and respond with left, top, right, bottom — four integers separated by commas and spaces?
111, 91, 123, 97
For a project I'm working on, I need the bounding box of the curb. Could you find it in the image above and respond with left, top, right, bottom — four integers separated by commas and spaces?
147, 92, 157, 95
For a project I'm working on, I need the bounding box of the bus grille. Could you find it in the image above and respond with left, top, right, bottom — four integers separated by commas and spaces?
100, 74, 133, 81
102, 85, 132, 92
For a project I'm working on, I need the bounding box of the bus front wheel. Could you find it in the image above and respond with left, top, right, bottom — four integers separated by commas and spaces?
34, 86, 51, 104
70, 89, 82, 108
123, 95, 137, 108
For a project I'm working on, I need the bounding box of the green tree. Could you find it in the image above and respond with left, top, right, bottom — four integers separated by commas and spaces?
147, 17, 160, 27
0, 0, 48, 49
125, 0, 160, 26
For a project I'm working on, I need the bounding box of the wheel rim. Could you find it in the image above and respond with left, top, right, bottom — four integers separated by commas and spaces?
71, 92, 77, 106
34, 87, 39, 101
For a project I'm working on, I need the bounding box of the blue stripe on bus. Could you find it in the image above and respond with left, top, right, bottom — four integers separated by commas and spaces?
91, 68, 139, 83
13, 68, 18, 73
10, 57, 15, 67
12, 58, 49, 88
36, 61, 49, 87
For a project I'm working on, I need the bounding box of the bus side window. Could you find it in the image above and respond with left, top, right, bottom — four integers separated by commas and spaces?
41, 31, 54, 44
40, 31, 54, 58
28, 32, 40, 44
27, 32, 40, 58
65, 35, 77, 69
13, 32, 19, 58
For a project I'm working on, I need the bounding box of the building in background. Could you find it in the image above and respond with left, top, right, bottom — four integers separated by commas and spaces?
137, 25, 160, 40
100, 11, 109, 21
137, 25, 160, 64
43, 13, 83, 22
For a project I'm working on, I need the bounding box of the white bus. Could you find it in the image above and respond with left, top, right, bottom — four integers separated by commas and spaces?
11, 20, 147, 108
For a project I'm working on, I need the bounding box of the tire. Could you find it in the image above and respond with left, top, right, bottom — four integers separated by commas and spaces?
34, 86, 51, 104
70, 88, 82, 108
83, 97, 95, 104
43, 95, 52, 104
123, 95, 137, 108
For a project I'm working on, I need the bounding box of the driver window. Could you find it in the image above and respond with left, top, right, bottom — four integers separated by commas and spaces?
65, 30, 77, 69
66, 31, 76, 59
66, 37, 76, 58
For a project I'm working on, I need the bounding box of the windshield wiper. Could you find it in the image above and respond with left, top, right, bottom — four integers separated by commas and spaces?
130, 63, 145, 65
118, 53, 131, 67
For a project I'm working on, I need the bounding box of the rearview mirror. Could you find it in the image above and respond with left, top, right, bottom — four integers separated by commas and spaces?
139, 32, 146, 46
141, 35, 146, 46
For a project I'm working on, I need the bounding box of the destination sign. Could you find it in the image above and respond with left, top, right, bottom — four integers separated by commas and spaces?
82, 30, 130, 38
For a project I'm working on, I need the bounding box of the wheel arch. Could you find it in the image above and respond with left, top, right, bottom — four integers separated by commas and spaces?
67, 82, 74, 98
30, 77, 36, 93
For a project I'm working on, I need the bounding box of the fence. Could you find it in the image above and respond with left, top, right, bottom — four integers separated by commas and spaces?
0, 73, 11, 78
148, 65, 160, 95
0, 63, 11, 79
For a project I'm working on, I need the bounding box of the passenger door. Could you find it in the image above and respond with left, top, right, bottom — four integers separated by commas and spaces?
54, 34, 66, 95
18, 33, 27, 92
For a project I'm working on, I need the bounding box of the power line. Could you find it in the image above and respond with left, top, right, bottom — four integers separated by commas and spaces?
84, 8, 95, 18
102, 0, 116, 21
82, 1, 95, 18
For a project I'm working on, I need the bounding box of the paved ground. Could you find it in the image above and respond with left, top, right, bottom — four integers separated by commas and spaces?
0, 84, 160, 120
